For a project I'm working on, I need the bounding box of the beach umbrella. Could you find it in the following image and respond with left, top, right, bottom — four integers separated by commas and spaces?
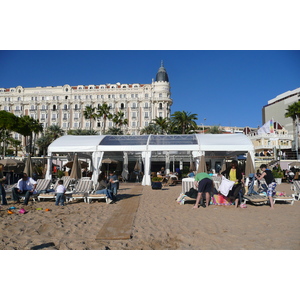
220, 160, 227, 173
245, 152, 255, 177
197, 156, 207, 174
121, 152, 129, 181
69, 153, 82, 180
101, 158, 118, 177
63, 160, 88, 169
189, 160, 196, 172
24, 154, 34, 177
0, 158, 25, 172
134, 159, 140, 172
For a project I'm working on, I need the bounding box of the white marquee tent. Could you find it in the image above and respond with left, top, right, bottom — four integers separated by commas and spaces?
46, 134, 255, 186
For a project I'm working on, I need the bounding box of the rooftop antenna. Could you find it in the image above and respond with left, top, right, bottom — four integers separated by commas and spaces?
161, 60, 164, 67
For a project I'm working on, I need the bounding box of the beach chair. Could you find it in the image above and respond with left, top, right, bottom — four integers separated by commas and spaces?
67, 178, 93, 203
37, 176, 72, 202
85, 192, 110, 204
26, 179, 51, 202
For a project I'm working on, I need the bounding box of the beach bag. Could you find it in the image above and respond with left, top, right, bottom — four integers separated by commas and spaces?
185, 187, 198, 198
213, 194, 232, 205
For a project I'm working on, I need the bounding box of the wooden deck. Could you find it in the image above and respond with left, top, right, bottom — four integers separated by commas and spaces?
95, 185, 142, 240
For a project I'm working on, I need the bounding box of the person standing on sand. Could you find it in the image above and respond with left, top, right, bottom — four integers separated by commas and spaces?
221, 159, 243, 208
0, 163, 7, 205
193, 172, 214, 209
55, 179, 66, 206
255, 164, 276, 209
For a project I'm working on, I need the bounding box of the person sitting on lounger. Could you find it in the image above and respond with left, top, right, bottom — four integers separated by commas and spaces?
95, 173, 114, 201
12, 173, 37, 205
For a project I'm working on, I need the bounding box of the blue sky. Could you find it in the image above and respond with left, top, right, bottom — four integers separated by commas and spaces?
1, 50, 299, 128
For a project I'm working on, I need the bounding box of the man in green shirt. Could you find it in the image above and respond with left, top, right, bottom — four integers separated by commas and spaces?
193, 172, 213, 209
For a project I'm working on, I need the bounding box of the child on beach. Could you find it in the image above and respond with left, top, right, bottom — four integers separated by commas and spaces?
55, 180, 66, 206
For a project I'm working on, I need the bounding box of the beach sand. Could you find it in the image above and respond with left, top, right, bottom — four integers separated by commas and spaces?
0, 182, 299, 250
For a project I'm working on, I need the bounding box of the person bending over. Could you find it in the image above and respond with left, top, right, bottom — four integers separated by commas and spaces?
193, 172, 214, 209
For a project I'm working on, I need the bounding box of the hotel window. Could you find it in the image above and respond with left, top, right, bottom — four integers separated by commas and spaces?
159, 93, 162, 98
145, 121, 149, 126
74, 96, 77, 100
159, 112, 162, 117
85, 122, 90, 128
145, 93, 148, 98
63, 123, 67, 128
145, 102, 148, 108
144, 112, 149, 118
132, 121, 136, 127
132, 102, 136, 108
75, 104, 78, 110
64, 104, 67, 110
41, 114, 45, 120
63, 113, 67, 119
74, 122, 78, 128
132, 112, 136, 118
42, 96, 45, 100
53, 105, 56, 111
120, 103, 125, 109
17, 97, 21, 101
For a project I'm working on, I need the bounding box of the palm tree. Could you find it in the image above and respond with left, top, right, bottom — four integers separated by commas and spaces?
83, 105, 97, 131
112, 111, 128, 129
97, 103, 112, 134
67, 129, 98, 135
8, 138, 22, 157
36, 134, 53, 157
106, 127, 124, 135
208, 125, 222, 134
0, 129, 12, 157
285, 101, 300, 151
151, 117, 170, 134
46, 124, 65, 141
170, 111, 198, 134
140, 124, 162, 135
17, 116, 43, 155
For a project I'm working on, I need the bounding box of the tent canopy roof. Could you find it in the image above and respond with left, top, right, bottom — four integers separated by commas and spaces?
48, 134, 254, 156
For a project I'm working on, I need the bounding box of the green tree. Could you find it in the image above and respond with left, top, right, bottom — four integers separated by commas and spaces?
17, 116, 43, 155
140, 124, 162, 135
0, 129, 12, 156
106, 127, 124, 135
112, 111, 128, 129
8, 137, 22, 157
46, 124, 65, 141
151, 117, 170, 134
285, 101, 300, 150
83, 105, 97, 131
97, 103, 112, 134
170, 111, 198, 134
36, 134, 52, 157
67, 129, 98, 135
207, 125, 222, 134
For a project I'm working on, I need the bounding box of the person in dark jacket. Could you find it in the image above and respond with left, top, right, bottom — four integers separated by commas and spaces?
221, 160, 244, 208
255, 164, 276, 209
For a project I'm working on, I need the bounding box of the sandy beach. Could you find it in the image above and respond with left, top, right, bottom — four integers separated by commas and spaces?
0, 182, 299, 250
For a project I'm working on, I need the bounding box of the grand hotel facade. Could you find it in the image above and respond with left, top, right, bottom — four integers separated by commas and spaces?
0, 63, 172, 139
